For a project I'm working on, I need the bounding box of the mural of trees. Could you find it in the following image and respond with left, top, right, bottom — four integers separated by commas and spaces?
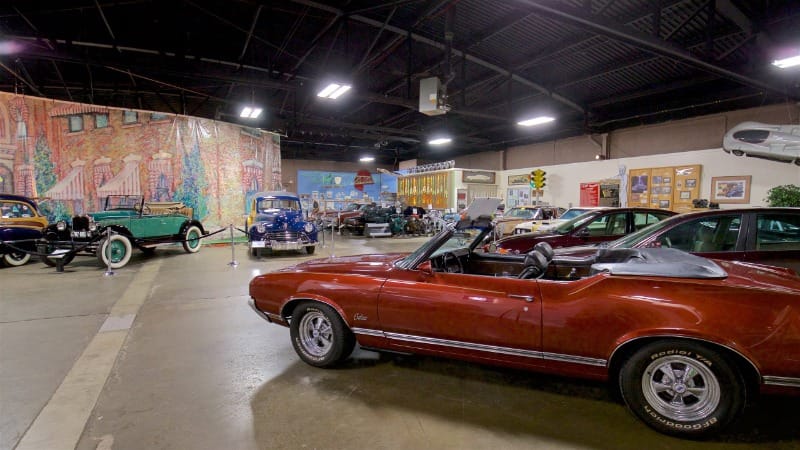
174, 133, 209, 220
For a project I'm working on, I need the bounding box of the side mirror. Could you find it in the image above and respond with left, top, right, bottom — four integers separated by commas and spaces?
576, 229, 590, 238
418, 260, 434, 276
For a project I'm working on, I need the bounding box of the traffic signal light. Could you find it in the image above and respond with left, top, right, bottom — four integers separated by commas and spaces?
532, 169, 547, 189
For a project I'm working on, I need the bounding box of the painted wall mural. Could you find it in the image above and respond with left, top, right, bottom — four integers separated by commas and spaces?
0, 92, 281, 229
297, 170, 398, 210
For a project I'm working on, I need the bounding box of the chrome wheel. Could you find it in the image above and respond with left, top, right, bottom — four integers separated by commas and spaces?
641, 354, 720, 422
297, 310, 333, 358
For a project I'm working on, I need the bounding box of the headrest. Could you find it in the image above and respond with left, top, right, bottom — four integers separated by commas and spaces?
533, 241, 554, 261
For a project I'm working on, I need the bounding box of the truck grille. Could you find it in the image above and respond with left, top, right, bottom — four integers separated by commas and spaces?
264, 231, 310, 243
72, 216, 91, 231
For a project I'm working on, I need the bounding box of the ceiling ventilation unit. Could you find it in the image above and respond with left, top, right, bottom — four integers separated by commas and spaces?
419, 77, 448, 116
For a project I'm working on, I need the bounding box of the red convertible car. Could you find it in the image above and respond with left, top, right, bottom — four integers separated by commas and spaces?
249, 204, 800, 438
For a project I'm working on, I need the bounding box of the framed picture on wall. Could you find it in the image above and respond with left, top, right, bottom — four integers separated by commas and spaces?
508, 174, 530, 185
462, 170, 496, 184
711, 176, 751, 204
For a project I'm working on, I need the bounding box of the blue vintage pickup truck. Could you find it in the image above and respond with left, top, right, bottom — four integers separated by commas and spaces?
246, 191, 318, 256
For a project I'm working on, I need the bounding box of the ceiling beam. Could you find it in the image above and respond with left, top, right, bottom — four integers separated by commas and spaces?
511, 0, 793, 98
288, 0, 586, 114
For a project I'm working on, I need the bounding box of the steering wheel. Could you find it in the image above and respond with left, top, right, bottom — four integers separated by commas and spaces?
142, 205, 152, 215
662, 237, 672, 248
442, 252, 463, 274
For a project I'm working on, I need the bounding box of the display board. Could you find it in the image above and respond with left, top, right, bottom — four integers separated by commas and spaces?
507, 187, 531, 208
628, 165, 701, 211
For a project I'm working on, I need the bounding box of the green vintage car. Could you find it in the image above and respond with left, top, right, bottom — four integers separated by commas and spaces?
40, 195, 205, 269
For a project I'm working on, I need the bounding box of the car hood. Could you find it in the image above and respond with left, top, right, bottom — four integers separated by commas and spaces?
280, 253, 408, 276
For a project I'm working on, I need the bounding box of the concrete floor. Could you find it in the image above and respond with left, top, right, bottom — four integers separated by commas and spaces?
1, 233, 799, 450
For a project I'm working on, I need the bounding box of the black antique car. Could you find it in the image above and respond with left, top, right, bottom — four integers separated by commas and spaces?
39, 195, 205, 269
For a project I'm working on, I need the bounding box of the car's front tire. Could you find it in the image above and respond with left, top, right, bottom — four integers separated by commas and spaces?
97, 234, 133, 269
305, 246, 316, 255
182, 225, 203, 253
3, 250, 31, 267
290, 301, 355, 368
619, 340, 745, 439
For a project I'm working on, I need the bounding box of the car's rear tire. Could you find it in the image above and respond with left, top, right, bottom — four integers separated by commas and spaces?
97, 234, 133, 269
305, 246, 316, 255
3, 251, 31, 267
182, 225, 203, 253
290, 301, 355, 368
619, 340, 745, 439
731, 150, 745, 156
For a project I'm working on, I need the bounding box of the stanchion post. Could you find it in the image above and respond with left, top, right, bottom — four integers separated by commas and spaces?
228, 224, 239, 267
103, 228, 116, 277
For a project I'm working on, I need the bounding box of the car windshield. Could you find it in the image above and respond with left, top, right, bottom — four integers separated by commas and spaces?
559, 208, 595, 221
397, 225, 488, 269
551, 211, 604, 234
258, 199, 299, 212
343, 203, 364, 212
105, 195, 143, 210
505, 208, 537, 219
607, 216, 677, 248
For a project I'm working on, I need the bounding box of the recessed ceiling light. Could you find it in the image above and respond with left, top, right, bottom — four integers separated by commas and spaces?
772, 55, 800, 69
517, 116, 555, 127
428, 137, 452, 145
360, 156, 375, 162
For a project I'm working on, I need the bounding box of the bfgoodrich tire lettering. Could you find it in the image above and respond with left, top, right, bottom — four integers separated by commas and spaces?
619, 340, 745, 438
289, 301, 355, 368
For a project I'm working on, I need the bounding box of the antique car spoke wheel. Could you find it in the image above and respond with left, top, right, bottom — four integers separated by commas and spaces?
97, 234, 133, 269
3, 251, 31, 267
182, 225, 203, 253
619, 340, 745, 438
289, 301, 355, 368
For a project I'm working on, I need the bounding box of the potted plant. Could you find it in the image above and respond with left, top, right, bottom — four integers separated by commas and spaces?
765, 184, 800, 207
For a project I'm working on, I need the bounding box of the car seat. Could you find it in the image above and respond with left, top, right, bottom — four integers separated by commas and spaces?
518, 250, 548, 279
693, 226, 716, 252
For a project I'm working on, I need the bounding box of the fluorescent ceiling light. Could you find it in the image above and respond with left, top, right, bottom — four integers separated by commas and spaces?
517, 116, 555, 127
239, 107, 262, 119
428, 138, 452, 145
772, 55, 800, 69
329, 85, 351, 99
318, 83, 351, 99
360, 156, 375, 162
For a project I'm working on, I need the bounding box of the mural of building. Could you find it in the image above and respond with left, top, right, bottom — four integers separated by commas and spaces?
0, 92, 281, 228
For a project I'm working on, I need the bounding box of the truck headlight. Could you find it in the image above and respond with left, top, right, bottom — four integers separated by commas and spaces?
56, 220, 67, 231
256, 223, 266, 233
304, 223, 314, 233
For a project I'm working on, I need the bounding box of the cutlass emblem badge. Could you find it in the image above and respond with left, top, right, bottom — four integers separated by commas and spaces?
354, 313, 368, 321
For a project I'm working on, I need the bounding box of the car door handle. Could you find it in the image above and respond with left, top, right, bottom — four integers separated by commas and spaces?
509, 294, 534, 302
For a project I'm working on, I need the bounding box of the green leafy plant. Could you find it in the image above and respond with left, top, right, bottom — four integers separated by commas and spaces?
765, 184, 800, 207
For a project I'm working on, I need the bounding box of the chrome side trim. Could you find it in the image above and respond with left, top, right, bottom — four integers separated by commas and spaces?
383, 332, 607, 366
352, 328, 385, 337
763, 376, 800, 388
541, 351, 607, 367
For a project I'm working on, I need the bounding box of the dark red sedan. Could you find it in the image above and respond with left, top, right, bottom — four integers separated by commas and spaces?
249, 213, 800, 438
555, 207, 800, 274
491, 207, 676, 253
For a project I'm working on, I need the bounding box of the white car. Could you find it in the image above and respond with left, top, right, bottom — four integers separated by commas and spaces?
723, 121, 800, 165
513, 206, 608, 234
